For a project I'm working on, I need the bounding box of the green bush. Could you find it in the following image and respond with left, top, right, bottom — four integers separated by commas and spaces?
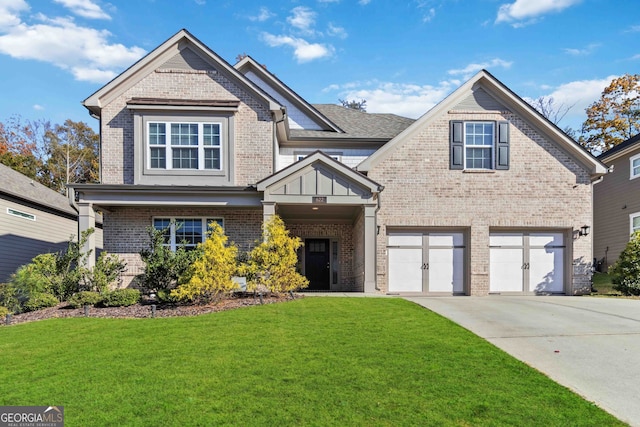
609, 231, 640, 295
0, 283, 22, 314
0, 306, 10, 317
23, 293, 59, 312
139, 225, 200, 294
100, 289, 141, 307
82, 252, 126, 293
68, 291, 103, 309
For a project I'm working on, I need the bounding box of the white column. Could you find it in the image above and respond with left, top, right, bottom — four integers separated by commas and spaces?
77, 202, 96, 268
364, 204, 377, 293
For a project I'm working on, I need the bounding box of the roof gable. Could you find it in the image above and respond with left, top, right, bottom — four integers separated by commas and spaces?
357, 70, 607, 176
83, 29, 281, 117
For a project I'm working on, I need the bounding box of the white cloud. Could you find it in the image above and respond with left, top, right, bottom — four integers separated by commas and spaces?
327, 23, 347, 39
0, 11, 146, 83
33, 104, 44, 110
563, 43, 600, 56
496, 0, 581, 26
448, 58, 513, 79
287, 6, 316, 35
249, 7, 274, 22
326, 79, 457, 119
359, 0, 371, 4
261, 33, 333, 62
53, 0, 111, 20
0, 0, 29, 30
422, 8, 436, 23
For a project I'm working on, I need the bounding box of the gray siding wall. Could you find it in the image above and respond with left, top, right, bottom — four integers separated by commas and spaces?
594, 146, 640, 268
1, 198, 74, 282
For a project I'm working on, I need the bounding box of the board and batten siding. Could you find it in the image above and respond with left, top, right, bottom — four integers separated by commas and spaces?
594, 146, 640, 268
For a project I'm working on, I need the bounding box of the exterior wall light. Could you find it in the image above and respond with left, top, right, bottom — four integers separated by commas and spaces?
579, 225, 590, 236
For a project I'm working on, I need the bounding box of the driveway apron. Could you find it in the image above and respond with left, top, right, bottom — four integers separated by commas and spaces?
404, 296, 640, 426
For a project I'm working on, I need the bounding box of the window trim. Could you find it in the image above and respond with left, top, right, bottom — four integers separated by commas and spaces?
463, 121, 495, 170
295, 151, 342, 162
630, 212, 640, 237
630, 153, 640, 180
147, 121, 223, 171
152, 217, 224, 251
7, 208, 36, 221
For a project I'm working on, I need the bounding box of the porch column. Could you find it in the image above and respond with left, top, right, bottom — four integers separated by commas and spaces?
262, 201, 276, 224
77, 202, 96, 268
364, 204, 377, 293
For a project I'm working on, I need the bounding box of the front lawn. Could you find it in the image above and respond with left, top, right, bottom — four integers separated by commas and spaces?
0, 298, 622, 426
592, 272, 620, 296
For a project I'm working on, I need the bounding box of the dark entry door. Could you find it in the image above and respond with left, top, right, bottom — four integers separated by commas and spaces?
305, 238, 330, 290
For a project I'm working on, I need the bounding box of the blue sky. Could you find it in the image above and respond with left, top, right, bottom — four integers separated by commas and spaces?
0, 0, 638, 133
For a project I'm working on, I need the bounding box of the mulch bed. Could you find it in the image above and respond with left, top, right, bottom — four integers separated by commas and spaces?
2, 293, 302, 326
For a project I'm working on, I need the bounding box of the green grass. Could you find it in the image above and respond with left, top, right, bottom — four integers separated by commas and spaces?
592, 272, 620, 296
0, 298, 623, 426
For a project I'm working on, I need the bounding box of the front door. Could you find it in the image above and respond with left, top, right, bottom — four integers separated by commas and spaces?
305, 238, 331, 290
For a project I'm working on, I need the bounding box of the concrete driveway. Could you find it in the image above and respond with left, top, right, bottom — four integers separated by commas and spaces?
405, 296, 640, 426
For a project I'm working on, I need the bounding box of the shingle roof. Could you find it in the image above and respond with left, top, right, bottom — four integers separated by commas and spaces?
0, 163, 76, 216
288, 104, 415, 140
598, 133, 640, 161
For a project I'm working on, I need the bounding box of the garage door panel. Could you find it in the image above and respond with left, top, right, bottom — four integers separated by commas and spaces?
388, 248, 422, 292
529, 247, 564, 293
429, 247, 464, 293
490, 248, 524, 292
530, 233, 564, 247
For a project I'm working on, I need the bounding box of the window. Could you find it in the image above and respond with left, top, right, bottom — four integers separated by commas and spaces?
7, 208, 35, 221
630, 154, 640, 179
450, 120, 510, 170
464, 122, 494, 169
148, 122, 222, 171
296, 152, 342, 162
153, 217, 224, 251
631, 213, 640, 237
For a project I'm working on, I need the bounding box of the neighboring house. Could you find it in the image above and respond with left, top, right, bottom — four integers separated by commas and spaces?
593, 133, 640, 270
0, 163, 103, 282
71, 29, 606, 295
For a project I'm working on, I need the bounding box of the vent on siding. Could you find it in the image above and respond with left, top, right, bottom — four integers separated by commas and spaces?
7, 208, 36, 221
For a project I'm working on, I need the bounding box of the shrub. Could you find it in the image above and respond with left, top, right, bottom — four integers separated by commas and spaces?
0, 306, 10, 318
171, 222, 239, 303
243, 215, 309, 294
139, 225, 199, 294
82, 252, 126, 293
68, 291, 103, 309
100, 289, 141, 307
609, 231, 640, 295
23, 293, 59, 312
0, 282, 23, 314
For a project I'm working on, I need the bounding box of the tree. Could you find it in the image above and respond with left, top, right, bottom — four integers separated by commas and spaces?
581, 74, 640, 154
242, 215, 308, 294
41, 120, 100, 194
171, 222, 239, 302
609, 231, 640, 296
340, 99, 367, 112
0, 116, 48, 179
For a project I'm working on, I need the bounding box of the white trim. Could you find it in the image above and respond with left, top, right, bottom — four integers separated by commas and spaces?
630, 212, 640, 237
630, 153, 640, 180
7, 207, 36, 221
463, 121, 495, 170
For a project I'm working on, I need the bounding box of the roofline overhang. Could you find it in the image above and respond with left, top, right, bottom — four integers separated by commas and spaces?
69, 184, 263, 208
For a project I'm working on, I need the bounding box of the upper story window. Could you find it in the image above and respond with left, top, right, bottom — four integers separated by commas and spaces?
296, 151, 342, 162
630, 154, 640, 180
450, 120, 510, 171
148, 122, 222, 171
153, 217, 224, 251
630, 213, 640, 237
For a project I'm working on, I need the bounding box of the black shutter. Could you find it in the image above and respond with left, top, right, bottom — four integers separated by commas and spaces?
450, 121, 464, 170
496, 121, 509, 170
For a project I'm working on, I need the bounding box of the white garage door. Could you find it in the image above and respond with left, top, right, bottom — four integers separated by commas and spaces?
490, 232, 565, 294
388, 232, 465, 293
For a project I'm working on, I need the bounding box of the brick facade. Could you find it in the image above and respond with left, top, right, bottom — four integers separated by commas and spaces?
369, 110, 593, 295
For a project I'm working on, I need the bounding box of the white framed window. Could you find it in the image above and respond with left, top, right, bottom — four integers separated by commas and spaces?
153, 217, 224, 251
296, 151, 342, 162
7, 208, 36, 221
630, 213, 640, 237
464, 122, 494, 169
630, 154, 640, 180
148, 122, 222, 171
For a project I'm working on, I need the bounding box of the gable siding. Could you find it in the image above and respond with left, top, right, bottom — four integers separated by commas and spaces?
0, 198, 77, 282
100, 51, 274, 186
368, 110, 593, 295
456, 88, 507, 111
594, 147, 640, 268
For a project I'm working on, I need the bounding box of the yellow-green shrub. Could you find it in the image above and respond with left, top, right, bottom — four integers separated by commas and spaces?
243, 215, 309, 294
171, 222, 238, 303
